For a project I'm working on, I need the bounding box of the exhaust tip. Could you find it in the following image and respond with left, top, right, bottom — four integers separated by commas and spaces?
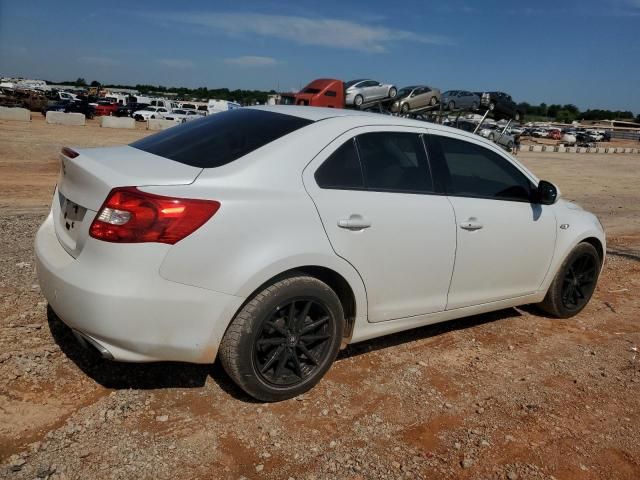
72, 330, 114, 360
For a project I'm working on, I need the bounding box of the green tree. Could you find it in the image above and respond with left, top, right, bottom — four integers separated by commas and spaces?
90, 80, 100, 87
75, 77, 87, 86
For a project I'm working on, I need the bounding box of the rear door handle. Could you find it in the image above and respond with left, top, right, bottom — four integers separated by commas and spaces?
338, 214, 371, 230
460, 218, 484, 231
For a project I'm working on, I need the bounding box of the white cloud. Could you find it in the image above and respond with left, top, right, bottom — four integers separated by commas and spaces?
78, 56, 119, 67
224, 56, 278, 67
144, 12, 452, 53
157, 58, 195, 68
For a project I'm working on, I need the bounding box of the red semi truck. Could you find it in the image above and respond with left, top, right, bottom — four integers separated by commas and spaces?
281, 78, 345, 108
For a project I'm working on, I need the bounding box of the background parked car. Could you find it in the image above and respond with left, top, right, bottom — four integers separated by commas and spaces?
390, 85, 440, 114
94, 101, 120, 117
114, 103, 149, 118
441, 90, 480, 111
164, 109, 201, 123
478, 125, 515, 151
478, 91, 523, 120
345, 79, 397, 107
133, 106, 170, 121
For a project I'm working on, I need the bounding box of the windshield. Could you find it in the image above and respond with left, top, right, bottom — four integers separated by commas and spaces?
142, 107, 155, 111
396, 88, 413, 98
173, 109, 186, 114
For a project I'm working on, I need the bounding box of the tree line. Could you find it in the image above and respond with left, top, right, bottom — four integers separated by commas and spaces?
517, 102, 638, 123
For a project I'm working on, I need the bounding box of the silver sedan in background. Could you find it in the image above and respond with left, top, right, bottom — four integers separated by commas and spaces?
442, 90, 480, 111
345, 79, 397, 106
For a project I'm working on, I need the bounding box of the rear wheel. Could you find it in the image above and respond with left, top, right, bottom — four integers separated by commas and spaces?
538, 243, 601, 318
219, 275, 344, 402
354, 95, 364, 107
388, 87, 397, 98
430, 96, 437, 106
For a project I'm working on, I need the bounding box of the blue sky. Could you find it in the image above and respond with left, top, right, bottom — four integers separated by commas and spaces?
1, 0, 639, 112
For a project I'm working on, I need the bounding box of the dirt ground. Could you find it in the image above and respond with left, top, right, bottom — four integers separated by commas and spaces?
1, 116, 639, 480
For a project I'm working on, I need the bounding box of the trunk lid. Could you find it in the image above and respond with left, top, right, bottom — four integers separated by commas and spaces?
54, 146, 202, 257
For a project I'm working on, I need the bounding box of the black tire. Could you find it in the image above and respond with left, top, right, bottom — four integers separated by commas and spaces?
448, 100, 455, 110
401, 103, 410, 114
537, 243, 601, 318
219, 274, 345, 402
354, 95, 363, 106
388, 87, 397, 98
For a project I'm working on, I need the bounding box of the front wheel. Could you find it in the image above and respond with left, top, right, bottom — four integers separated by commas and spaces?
537, 243, 601, 318
401, 103, 410, 114
354, 94, 364, 106
448, 100, 455, 110
219, 275, 344, 402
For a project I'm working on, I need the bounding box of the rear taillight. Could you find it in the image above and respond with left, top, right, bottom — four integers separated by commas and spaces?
89, 187, 220, 244
61, 147, 79, 158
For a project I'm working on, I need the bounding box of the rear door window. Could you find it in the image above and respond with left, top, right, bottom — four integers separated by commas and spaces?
315, 139, 364, 189
131, 109, 313, 168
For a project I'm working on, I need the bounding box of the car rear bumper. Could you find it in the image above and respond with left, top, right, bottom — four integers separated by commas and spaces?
35, 212, 245, 363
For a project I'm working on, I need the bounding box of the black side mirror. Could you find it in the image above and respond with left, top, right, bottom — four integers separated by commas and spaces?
535, 180, 558, 205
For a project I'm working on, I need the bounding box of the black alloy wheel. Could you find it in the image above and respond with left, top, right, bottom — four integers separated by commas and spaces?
560, 253, 598, 312
219, 274, 344, 401
538, 242, 601, 318
253, 299, 332, 387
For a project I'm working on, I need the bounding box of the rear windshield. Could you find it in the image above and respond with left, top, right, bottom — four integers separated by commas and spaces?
130, 109, 313, 168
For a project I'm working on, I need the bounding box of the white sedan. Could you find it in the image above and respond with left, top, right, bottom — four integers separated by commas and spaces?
132, 106, 169, 121
163, 109, 201, 124
35, 106, 605, 401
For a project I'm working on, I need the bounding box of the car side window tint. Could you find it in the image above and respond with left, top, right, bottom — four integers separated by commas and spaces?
428, 135, 532, 202
356, 132, 433, 193
315, 139, 364, 189
324, 90, 337, 97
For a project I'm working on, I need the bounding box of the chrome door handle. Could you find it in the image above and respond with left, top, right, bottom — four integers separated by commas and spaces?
460, 219, 483, 231
338, 215, 371, 230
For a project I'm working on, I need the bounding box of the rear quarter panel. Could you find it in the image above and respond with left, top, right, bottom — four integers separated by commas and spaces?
154, 119, 368, 323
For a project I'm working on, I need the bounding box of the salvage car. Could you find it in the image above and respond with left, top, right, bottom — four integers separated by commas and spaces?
345, 79, 397, 106
478, 125, 515, 151
442, 90, 480, 111
36, 106, 605, 402
478, 91, 523, 120
133, 106, 169, 121
390, 85, 440, 114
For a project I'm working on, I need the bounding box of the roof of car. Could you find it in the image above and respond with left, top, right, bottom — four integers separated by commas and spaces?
246, 105, 475, 136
